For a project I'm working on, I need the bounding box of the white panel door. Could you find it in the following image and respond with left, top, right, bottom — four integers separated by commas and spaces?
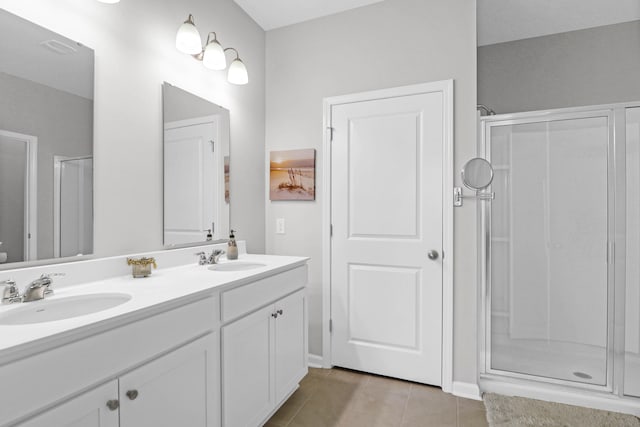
164, 121, 217, 245
274, 290, 307, 403
18, 381, 119, 427
331, 88, 445, 385
119, 333, 219, 427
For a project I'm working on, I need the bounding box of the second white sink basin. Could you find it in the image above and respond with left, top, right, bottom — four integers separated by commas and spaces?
0, 293, 132, 325
208, 262, 267, 272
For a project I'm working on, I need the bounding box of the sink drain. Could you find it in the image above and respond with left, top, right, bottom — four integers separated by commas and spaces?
573, 371, 592, 380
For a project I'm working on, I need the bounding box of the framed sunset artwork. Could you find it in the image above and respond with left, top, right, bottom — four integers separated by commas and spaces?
269, 149, 316, 201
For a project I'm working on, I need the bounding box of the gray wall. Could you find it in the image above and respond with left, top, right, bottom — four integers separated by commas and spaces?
2, 0, 266, 257
265, 0, 478, 385
478, 20, 640, 114
0, 72, 93, 260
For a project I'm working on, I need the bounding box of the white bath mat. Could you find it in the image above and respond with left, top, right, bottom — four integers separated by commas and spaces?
484, 393, 640, 427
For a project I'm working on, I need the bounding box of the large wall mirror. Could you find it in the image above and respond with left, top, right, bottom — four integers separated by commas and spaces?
0, 9, 94, 269
162, 83, 230, 247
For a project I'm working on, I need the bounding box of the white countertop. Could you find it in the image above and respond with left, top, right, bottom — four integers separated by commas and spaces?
0, 253, 308, 364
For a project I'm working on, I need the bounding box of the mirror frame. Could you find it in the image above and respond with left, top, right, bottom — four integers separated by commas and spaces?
0, 9, 95, 270
161, 82, 230, 249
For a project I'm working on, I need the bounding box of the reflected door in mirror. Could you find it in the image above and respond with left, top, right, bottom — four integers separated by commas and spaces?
164, 119, 219, 245
0, 130, 37, 263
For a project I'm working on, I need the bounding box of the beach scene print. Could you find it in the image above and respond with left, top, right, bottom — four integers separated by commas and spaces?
270, 149, 316, 201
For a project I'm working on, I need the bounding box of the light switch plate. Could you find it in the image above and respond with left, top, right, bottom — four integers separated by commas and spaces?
276, 218, 285, 234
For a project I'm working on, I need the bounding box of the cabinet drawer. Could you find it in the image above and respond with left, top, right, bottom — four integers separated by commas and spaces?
221, 265, 307, 323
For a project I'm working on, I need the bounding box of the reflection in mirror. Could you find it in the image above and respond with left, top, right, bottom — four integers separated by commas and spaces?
0, 9, 94, 268
162, 83, 230, 247
461, 157, 494, 190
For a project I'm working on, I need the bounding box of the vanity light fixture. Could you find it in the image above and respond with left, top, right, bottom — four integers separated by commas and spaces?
225, 48, 249, 85
176, 14, 202, 55
176, 14, 248, 85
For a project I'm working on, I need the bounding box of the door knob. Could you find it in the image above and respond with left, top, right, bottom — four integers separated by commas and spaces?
427, 250, 439, 260
106, 399, 119, 411
126, 390, 139, 400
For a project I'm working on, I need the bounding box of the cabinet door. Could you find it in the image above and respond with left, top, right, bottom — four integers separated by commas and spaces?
222, 304, 274, 427
274, 290, 307, 403
18, 381, 119, 427
119, 333, 219, 427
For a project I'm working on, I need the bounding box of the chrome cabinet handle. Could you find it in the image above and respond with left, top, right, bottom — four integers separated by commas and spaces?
106, 399, 119, 411
427, 250, 439, 260
126, 390, 139, 400
277, 309, 283, 316
271, 312, 278, 318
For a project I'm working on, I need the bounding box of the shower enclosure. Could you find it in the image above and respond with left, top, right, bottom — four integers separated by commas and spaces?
479, 102, 640, 412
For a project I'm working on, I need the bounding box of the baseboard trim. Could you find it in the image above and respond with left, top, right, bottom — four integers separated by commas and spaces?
308, 353, 324, 368
453, 381, 482, 401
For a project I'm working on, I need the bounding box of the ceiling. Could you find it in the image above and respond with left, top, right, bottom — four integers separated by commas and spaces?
0, 10, 94, 100
233, 0, 640, 45
478, 0, 640, 46
232, 0, 385, 31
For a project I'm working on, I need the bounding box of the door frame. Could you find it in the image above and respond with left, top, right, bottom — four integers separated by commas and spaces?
321, 80, 455, 392
0, 129, 38, 262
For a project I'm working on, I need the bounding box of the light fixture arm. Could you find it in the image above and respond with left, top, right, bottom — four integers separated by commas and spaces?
224, 47, 240, 60
192, 32, 221, 61
184, 14, 196, 26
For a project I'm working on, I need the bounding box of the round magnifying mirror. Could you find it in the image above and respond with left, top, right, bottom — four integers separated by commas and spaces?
461, 158, 494, 190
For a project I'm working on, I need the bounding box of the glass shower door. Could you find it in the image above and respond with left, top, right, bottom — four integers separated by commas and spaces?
626, 107, 640, 397
58, 157, 93, 257
486, 112, 611, 386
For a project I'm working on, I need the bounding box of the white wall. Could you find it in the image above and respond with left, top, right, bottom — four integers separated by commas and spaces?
478, 20, 640, 114
265, 0, 478, 384
1, 0, 266, 257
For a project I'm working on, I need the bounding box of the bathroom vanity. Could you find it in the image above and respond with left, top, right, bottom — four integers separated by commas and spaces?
0, 246, 308, 427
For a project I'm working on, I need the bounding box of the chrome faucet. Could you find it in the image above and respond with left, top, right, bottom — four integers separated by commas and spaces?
195, 249, 226, 265
22, 273, 64, 303
1, 279, 21, 304
208, 249, 225, 265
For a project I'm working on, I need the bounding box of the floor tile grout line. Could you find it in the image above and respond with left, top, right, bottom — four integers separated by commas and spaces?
283, 373, 324, 427
398, 383, 414, 427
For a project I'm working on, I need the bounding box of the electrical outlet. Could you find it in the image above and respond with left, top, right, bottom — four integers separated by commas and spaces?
276, 218, 285, 234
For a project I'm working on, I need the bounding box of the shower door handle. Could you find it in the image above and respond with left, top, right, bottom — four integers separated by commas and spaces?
427, 250, 439, 260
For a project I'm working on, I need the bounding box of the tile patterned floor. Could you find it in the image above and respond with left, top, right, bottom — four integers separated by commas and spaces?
265, 368, 488, 427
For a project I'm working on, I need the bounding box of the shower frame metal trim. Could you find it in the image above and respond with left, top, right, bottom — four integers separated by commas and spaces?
477, 102, 639, 394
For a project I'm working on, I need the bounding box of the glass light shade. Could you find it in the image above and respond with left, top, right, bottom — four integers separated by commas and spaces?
203, 40, 226, 70
176, 18, 202, 55
227, 58, 248, 85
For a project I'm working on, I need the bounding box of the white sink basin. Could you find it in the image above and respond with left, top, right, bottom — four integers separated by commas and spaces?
0, 293, 131, 325
208, 262, 267, 272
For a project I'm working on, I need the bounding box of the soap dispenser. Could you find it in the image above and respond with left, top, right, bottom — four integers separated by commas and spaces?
227, 229, 238, 260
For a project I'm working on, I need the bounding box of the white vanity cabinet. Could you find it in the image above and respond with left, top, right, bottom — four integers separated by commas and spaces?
19, 333, 218, 427
3, 297, 220, 427
221, 266, 308, 427
18, 381, 120, 427
118, 332, 218, 427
